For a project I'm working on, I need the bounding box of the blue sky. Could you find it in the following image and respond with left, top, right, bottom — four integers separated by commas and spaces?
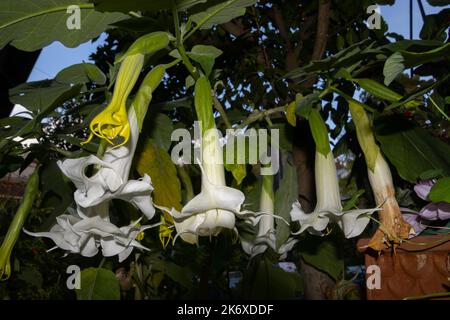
26, 1, 445, 82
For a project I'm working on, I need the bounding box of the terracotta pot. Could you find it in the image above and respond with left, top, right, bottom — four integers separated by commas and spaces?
357, 235, 450, 300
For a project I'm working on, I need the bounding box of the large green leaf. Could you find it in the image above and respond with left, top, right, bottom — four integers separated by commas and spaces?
9, 80, 82, 115
55, 63, 106, 85
0, 0, 127, 51
274, 153, 298, 248
76, 267, 120, 300
375, 116, 450, 182
190, 0, 256, 30
300, 234, 344, 281
383, 43, 450, 85
148, 113, 174, 151
429, 177, 450, 203
93, 0, 207, 12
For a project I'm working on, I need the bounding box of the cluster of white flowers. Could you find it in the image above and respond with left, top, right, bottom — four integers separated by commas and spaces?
26, 108, 158, 261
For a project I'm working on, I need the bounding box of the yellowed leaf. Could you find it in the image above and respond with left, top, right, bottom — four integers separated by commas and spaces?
286, 101, 297, 127
136, 140, 182, 221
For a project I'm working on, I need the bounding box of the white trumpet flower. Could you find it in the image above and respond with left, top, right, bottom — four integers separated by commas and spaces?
290, 150, 378, 239
24, 208, 154, 262
290, 109, 378, 238
27, 108, 157, 260
58, 108, 155, 220
241, 174, 298, 259
168, 128, 246, 244
163, 76, 250, 244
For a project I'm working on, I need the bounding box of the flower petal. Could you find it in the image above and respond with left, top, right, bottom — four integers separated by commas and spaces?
290, 201, 329, 235
414, 180, 434, 201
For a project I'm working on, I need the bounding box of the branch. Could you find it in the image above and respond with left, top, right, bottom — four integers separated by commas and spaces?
268, 5, 299, 71
304, 0, 331, 87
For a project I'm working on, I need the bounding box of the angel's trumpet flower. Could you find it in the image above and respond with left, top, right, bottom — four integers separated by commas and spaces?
347, 99, 413, 250
241, 173, 297, 258
26, 65, 165, 260
83, 54, 144, 147
290, 109, 378, 238
166, 76, 246, 244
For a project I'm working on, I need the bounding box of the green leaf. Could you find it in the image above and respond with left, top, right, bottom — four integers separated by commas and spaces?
55, 63, 106, 85
148, 113, 174, 151
383, 52, 405, 86
374, 115, 450, 182
429, 177, 450, 203
274, 153, 298, 248
118, 32, 170, 63
9, 80, 82, 116
243, 257, 302, 299
342, 190, 365, 211
93, 0, 206, 12
295, 93, 319, 119
76, 268, 120, 300
352, 78, 420, 108
300, 234, 344, 281
385, 74, 449, 110
190, 0, 256, 30
194, 76, 215, 134
0, 117, 32, 139
383, 43, 450, 85
136, 140, 182, 212
0, 0, 127, 51
308, 109, 331, 156
286, 40, 379, 81
224, 162, 247, 185
187, 45, 223, 76
39, 160, 74, 231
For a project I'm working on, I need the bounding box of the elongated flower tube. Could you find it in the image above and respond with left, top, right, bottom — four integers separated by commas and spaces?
0, 166, 39, 280
241, 174, 276, 256
166, 76, 246, 244
84, 54, 144, 147
347, 99, 413, 250
290, 109, 378, 239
